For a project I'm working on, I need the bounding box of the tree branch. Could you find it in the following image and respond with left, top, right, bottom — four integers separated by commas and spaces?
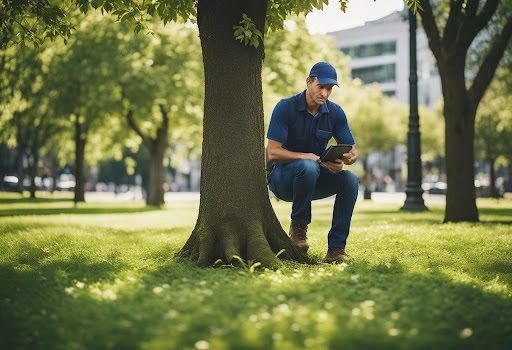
126, 109, 153, 148
469, 16, 512, 111
156, 104, 169, 145
443, 0, 464, 47
418, 0, 443, 61
464, 0, 480, 17
159, 104, 169, 131
462, 0, 500, 49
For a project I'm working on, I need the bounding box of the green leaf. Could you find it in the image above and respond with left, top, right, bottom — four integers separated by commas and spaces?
91, 0, 103, 9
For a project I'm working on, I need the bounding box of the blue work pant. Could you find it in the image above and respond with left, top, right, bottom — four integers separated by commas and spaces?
268, 159, 359, 249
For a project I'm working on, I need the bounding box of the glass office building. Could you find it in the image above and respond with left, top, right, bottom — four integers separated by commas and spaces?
328, 10, 441, 109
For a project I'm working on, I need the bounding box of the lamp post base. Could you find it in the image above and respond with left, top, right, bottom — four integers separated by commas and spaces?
401, 190, 428, 211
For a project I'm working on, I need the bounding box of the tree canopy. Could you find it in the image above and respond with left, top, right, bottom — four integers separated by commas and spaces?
1, 0, 360, 48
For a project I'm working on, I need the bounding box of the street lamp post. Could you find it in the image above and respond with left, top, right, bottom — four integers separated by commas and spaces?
401, 9, 427, 212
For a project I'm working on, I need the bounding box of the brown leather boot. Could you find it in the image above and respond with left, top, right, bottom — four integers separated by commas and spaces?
323, 248, 349, 263
289, 220, 309, 252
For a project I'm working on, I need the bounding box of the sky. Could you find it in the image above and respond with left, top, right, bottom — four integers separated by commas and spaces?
306, 0, 405, 34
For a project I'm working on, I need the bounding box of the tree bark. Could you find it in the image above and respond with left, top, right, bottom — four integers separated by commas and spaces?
74, 114, 86, 203
126, 106, 168, 206
28, 144, 39, 199
488, 157, 498, 198
146, 150, 165, 205
15, 118, 26, 194
441, 79, 479, 222
178, 0, 308, 267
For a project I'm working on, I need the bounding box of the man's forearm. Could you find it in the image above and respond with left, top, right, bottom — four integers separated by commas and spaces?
268, 147, 319, 163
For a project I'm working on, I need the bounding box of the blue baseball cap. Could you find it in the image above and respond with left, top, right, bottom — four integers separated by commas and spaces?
309, 62, 338, 86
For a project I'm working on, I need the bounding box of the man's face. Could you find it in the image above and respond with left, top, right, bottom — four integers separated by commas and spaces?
307, 77, 334, 105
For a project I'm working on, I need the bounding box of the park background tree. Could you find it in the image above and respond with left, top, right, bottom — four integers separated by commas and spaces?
475, 65, 512, 197
417, 0, 512, 222
0, 43, 69, 196
118, 21, 203, 206
50, 14, 125, 202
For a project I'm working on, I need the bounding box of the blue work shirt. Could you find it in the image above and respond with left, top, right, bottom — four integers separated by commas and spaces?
267, 90, 355, 157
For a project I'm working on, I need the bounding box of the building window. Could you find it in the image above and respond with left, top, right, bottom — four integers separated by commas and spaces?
340, 41, 396, 59
383, 90, 396, 97
352, 64, 396, 84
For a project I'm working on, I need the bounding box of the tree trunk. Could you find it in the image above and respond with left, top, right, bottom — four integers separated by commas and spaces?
441, 69, 479, 222
28, 145, 39, 199
362, 157, 372, 200
74, 114, 86, 203
15, 146, 25, 194
146, 105, 168, 206
488, 158, 498, 198
15, 116, 25, 194
146, 146, 165, 206
178, 0, 308, 267
126, 106, 168, 206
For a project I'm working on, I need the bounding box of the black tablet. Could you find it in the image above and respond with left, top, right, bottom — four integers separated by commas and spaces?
320, 144, 353, 162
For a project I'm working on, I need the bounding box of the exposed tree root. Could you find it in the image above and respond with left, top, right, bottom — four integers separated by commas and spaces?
177, 216, 309, 268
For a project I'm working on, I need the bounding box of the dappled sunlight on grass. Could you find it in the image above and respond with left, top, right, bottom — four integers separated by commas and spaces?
1, 195, 511, 349
0, 200, 159, 217
0, 196, 199, 231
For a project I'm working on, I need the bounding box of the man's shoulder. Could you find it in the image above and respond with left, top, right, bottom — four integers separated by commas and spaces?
325, 100, 346, 118
279, 91, 304, 103
325, 99, 343, 111
274, 91, 305, 115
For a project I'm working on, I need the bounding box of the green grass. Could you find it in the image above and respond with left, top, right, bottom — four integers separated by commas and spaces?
0, 192, 511, 350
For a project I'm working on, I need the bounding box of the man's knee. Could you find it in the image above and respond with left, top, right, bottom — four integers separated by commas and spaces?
340, 170, 359, 192
295, 159, 320, 178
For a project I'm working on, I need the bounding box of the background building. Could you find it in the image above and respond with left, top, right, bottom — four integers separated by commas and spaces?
328, 10, 443, 194
328, 9, 441, 109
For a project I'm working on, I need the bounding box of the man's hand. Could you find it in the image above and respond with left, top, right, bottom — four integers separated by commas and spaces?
320, 159, 344, 173
305, 153, 321, 162
321, 148, 357, 172
341, 150, 357, 165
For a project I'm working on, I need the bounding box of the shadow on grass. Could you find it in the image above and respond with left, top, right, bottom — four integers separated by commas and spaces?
0, 196, 74, 205
353, 208, 445, 226
355, 205, 512, 225
0, 206, 161, 217
1, 246, 511, 350
479, 206, 512, 215
480, 220, 512, 225
0, 250, 150, 350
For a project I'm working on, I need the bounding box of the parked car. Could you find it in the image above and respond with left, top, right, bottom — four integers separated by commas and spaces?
0, 175, 20, 192
422, 181, 447, 195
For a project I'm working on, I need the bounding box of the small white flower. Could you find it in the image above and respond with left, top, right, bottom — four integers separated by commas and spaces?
102, 289, 117, 300
388, 328, 400, 336
459, 328, 473, 339
195, 340, 209, 349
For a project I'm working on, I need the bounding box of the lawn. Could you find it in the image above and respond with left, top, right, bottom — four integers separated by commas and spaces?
0, 192, 511, 350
